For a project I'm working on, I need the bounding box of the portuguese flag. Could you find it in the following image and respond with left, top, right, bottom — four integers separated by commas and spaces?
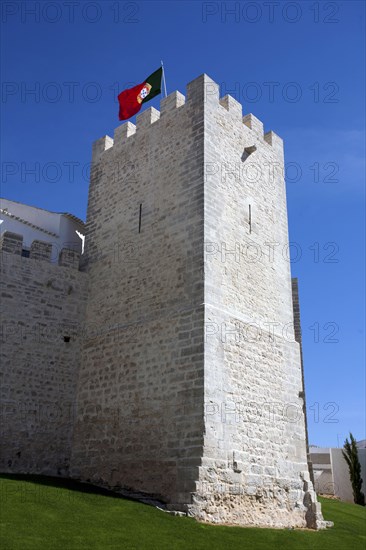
118, 67, 163, 121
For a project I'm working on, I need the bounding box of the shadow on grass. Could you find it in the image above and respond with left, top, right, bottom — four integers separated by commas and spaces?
0, 473, 157, 504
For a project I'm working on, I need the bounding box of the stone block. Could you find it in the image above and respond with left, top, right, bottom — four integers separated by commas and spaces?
219, 94, 242, 117
59, 248, 81, 269
186, 74, 219, 106
91, 135, 113, 165
30, 240, 52, 261
113, 121, 136, 146
161, 91, 185, 114
243, 113, 264, 136
0, 231, 23, 255
136, 106, 160, 129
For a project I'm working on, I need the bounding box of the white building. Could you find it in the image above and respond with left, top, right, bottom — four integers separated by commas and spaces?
0, 198, 85, 262
310, 444, 366, 503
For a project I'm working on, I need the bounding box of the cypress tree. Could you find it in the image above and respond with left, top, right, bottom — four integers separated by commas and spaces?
342, 432, 365, 506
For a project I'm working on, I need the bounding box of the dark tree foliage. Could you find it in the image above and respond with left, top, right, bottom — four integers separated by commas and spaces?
342, 433, 365, 506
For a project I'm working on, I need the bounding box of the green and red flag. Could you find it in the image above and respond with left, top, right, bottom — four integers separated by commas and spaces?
118, 67, 163, 121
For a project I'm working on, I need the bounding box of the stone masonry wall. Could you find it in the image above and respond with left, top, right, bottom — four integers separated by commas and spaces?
71, 74, 324, 528
0, 74, 326, 529
188, 76, 323, 527
0, 232, 88, 475
70, 83, 207, 504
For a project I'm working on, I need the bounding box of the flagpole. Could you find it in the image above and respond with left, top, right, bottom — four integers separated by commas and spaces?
161, 60, 167, 97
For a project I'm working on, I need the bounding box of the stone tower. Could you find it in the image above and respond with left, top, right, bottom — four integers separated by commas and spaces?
69, 74, 325, 528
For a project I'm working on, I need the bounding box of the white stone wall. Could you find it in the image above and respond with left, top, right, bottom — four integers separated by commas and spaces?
0, 233, 88, 475
0, 74, 326, 529
70, 88, 206, 504
70, 75, 324, 528
193, 75, 317, 527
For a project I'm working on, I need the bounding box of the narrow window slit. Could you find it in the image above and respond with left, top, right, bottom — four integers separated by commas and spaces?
248, 204, 252, 234
138, 203, 142, 233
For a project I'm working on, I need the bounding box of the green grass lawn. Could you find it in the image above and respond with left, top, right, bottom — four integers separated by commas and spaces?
0, 475, 365, 550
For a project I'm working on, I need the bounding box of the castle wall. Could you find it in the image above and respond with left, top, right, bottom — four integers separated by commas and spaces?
0, 74, 326, 529
188, 76, 319, 527
70, 75, 324, 527
0, 232, 88, 475
70, 85, 207, 503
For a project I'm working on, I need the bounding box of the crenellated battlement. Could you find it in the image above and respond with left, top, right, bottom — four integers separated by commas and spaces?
0, 230, 81, 269
1, 71, 325, 531
91, 74, 282, 166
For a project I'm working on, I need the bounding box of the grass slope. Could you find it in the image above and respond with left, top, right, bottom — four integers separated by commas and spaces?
0, 475, 365, 550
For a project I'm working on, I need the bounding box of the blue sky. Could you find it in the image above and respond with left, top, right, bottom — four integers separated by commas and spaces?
1, 1, 365, 447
